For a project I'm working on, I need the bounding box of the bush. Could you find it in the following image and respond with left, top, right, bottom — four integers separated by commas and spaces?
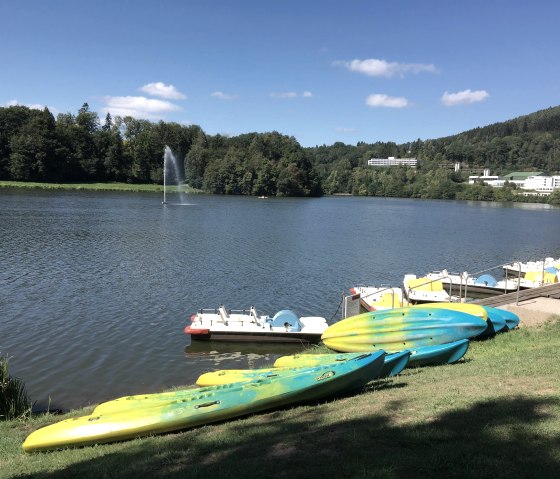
0, 355, 31, 420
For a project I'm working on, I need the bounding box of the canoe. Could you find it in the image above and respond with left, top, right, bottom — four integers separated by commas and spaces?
273, 352, 365, 368
413, 302, 506, 334
412, 302, 488, 320
22, 351, 385, 452
379, 350, 411, 377
94, 351, 385, 415
407, 339, 470, 367
274, 340, 467, 371
321, 307, 487, 353
481, 306, 520, 330
195, 350, 409, 387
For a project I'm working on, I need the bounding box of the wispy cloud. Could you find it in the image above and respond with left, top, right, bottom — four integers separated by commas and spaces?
211, 91, 239, 100
6, 99, 58, 113
100, 95, 181, 119
139, 82, 186, 100
441, 89, 490, 106
336, 127, 358, 133
270, 91, 298, 98
335, 58, 437, 78
365, 94, 409, 108
270, 91, 313, 99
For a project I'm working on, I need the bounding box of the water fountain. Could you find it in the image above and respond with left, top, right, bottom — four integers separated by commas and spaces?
162, 146, 188, 205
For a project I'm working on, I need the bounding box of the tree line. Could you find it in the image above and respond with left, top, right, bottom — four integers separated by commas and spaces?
1, 103, 560, 204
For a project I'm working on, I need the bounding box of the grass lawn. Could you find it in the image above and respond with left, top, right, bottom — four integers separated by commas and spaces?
1, 319, 559, 479
0, 181, 200, 194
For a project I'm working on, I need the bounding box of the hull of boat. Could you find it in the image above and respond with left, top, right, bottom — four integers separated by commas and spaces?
481, 306, 520, 330
185, 327, 322, 343
380, 350, 411, 377
412, 303, 488, 320
274, 340, 468, 371
321, 308, 487, 353
273, 352, 364, 368
407, 339, 470, 367
23, 352, 385, 452
195, 350, 407, 387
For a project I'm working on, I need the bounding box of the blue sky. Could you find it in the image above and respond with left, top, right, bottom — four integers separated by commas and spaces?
2, 0, 559, 147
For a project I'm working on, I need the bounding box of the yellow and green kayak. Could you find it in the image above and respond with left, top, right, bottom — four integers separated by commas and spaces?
321, 307, 487, 353
274, 339, 469, 370
195, 349, 409, 387
23, 351, 385, 452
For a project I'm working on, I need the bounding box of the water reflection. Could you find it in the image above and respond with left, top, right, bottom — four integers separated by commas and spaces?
1, 190, 559, 409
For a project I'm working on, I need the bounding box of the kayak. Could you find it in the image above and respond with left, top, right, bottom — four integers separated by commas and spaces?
195, 350, 409, 387
413, 302, 508, 334
274, 340, 468, 371
321, 307, 487, 353
413, 302, 488, 320
481, 306, 520, 330
23, 351, 385, 452
407, 339, 470, 367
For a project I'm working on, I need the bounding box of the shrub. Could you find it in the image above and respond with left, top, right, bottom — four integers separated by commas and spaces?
0, 355, 31, 420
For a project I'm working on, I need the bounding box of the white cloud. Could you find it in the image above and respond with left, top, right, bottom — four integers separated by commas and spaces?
335, 58, 436, 78
270, 91, 298, 98
441, 89, 490, 106
211, 91, 239, 100
365, 94, 409, 108
270, 91, 313, 98
6, 99, 57, 113
139, 82, 186, 100
6, 99, 46, 110
100, 95, 181, 119
336, 127, 358, 133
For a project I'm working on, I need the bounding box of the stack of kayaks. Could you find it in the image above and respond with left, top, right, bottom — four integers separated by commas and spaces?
22, 351, 385, 452
411, 302, 510, 337
320, 307, 488, 353
195, 350, 411, 387
22, 303, 520, 453
273, 339, 471, 371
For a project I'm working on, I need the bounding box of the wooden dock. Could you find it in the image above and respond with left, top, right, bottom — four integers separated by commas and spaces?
473, 283, 560, 307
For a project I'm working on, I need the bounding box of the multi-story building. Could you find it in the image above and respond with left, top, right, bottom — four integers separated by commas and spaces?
368, 157, 418, 167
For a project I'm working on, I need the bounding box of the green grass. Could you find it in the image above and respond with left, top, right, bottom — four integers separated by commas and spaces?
0, 181, 201, 194
0, 356, 31, 421
1, 319, 559, 478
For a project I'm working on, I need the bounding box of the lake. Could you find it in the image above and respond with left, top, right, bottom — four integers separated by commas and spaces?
1, 189, 559, 410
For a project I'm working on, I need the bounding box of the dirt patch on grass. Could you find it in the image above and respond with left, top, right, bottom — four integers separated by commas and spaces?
500, 298, 559, 328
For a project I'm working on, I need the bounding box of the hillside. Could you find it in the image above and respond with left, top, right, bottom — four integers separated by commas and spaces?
1, 103, 559, 202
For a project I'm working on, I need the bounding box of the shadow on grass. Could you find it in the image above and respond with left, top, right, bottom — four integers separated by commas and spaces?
17, 395, 560, 479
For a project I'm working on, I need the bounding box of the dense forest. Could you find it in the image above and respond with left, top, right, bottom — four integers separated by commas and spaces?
1, 103, 560, 204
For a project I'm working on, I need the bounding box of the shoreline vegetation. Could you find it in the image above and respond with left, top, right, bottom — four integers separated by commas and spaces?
1, 318, 558, 478
0, 181, 201, 194
1, 104, 560, 204
1, 181, 559, 207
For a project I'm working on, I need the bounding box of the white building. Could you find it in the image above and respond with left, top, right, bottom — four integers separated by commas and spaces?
522, 175, 560, 193
468, 169, 504, 187
368, 157, 417, 167
468, 170, 560, 194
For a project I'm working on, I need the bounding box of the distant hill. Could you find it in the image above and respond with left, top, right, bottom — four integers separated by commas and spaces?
413, 106, 560, 174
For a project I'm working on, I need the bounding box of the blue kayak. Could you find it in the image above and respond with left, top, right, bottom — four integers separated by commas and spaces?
482, 306, 520, 330
407, 339, 470, 367
381, 350, 411, 377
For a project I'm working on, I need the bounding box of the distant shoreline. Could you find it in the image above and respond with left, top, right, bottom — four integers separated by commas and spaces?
0, 181, 200, 194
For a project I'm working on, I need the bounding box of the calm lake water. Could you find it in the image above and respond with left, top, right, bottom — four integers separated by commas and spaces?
1, 189, 560, 410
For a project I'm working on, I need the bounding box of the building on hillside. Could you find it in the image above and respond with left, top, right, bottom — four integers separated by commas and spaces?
451, 162, 486, 175
368, 156, 417, 167
467, 170, 560, 195
522, 175, 560, 194
501, 171, 544, 187
468, 169, 504, 187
